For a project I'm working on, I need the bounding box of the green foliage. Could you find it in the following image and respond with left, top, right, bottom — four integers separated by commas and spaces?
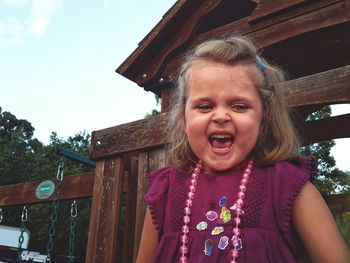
300, 106, 350, 195
0, 107, 43, 184
0, 107, 92, 261
336, 212, 350, 248
145, 95, 161, 117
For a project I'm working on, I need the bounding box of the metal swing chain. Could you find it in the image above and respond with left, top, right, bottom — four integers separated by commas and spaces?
68, 200, 78, 263
17, 205, 28, 263
0, 207, 3, 223
46, 158, 65, 263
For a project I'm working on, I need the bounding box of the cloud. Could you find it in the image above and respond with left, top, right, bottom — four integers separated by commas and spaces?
0, 0, 29, 4
27, 0, 62, 39
0, 18, 24, 46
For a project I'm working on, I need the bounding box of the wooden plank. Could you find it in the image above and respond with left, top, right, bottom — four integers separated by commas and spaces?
122, 157, 138, 263
162, 0, 347, 81
0, 172, 94, 207
133, 0, 223, 87
90, 113, 168, 160
303, 114, 350, 145
249, 1, 350, 48
248, 0, 307, 22
324, 193, 350, 213
285, 65, 350, 107
117, 0, 187, 74
117, 0, 224, 87
133, 149, 167, 260
85, 157, 124, 263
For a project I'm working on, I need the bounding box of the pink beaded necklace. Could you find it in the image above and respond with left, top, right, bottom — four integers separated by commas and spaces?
179, 160, 254, 263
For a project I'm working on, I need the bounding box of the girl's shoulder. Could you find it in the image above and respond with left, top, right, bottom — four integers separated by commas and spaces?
148, 165, 189, 183
267, 156, 317, 181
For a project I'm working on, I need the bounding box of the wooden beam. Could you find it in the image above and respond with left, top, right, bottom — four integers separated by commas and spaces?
0, 172, 94, 207
90, 113, 168, 160
122, 157, 138, 263
303, 114, 350, 145
324, 193, 350, 212
248, 0, 307, 22
86, 157, 124, 263
117, 0, 223, 87
249, 1, 350, 48
162, 0, 348, 82
285, 65, 350, 107
133, 149, 167, 261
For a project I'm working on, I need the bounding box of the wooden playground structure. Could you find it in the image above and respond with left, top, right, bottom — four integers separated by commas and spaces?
1, 0, 350, 262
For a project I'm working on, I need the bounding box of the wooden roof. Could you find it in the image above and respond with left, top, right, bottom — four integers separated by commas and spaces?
117, 0, 350, 95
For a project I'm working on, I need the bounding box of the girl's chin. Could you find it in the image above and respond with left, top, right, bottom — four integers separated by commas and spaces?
201, 158, 249, 173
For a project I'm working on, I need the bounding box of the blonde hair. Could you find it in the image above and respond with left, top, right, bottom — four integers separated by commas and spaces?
168, 35, 300, 167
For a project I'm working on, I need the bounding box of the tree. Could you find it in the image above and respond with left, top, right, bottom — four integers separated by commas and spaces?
301, 106, 350, 194
0, 107, 92, 261
0, 107, 43, 185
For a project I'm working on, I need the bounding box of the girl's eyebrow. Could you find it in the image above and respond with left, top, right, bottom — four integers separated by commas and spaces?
190, 94, 252, 102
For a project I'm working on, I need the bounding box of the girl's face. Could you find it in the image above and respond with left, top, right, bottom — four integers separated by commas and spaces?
184, 60, 263, 173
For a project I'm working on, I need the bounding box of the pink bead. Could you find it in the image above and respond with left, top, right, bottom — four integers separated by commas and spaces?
188, 192, 195, 199
239, 184, 247, 192
233, 227, 240, 236
189, 185, 196, 192
190, 178, 197, 185
183, 215, 190, 224
179, 245, 188, 254
186, 199, 193, 207
191, 172, 198, 179
179, 255, 188, 263
234, 217, 241, 225
240, 178, 248, 185
230, 249, 239, 257
238, 191, 245, 199
244, 168, 251, 173
194, 167, 200, 174
184, 207, 191, 215
242, 173, 250, 179
230, 260, 237, 263
181, 225, 189, 234
236, 198, 244, 206
180, 235, 189, 243
236, 208, 243, 215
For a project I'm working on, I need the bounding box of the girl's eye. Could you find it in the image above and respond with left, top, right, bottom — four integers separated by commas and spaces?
197, 104, 212, 111
231, 104, 248, 111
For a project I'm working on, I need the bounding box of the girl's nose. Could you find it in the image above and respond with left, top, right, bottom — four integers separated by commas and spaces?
212, 108, 230, 124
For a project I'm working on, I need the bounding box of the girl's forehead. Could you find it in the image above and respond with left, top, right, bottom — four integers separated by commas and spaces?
186, 59, 262, 87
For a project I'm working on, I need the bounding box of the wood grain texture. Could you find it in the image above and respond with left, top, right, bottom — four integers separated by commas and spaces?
133, 149, 167, 261
303, 114, 350, 145
90, 113, 168, 160
248, 0, 307, 22
285, 65, 350, 107
122, 157, 138, 263
86, 157, 124, 263
0, 172, 94, 207
162, 0, 349, 81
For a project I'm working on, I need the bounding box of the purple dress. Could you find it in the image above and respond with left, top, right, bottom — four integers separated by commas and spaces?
145, 157, 316, 263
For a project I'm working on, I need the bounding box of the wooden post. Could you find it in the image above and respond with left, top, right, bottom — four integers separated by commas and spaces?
133, 149, 166, 261
122, 156, 139, 263
86, 157, 124, 263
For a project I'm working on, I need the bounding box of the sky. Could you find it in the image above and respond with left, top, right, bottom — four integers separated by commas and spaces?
0, 0, 349, 171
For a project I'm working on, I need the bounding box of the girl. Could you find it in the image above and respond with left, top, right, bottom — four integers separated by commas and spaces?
136, 35, 350, 263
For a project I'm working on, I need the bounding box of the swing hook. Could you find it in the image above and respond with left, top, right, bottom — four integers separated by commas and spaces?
56, 158, 64, 182
21, 206, 28, 222
0, 208, 3, 223
70, 201, 78, 218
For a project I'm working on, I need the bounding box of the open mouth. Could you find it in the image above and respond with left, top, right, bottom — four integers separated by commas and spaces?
209, 134, 234, 150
